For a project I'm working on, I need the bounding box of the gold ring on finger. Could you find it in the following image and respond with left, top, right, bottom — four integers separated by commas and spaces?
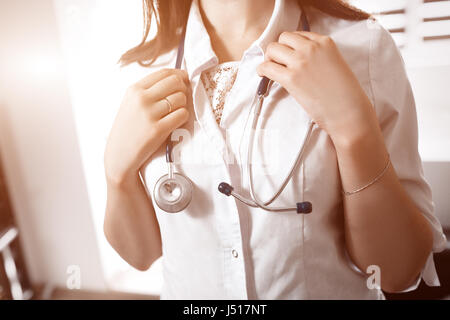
163, 97, 174, 115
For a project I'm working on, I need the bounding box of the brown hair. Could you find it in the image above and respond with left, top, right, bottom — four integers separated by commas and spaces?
120, 0, 369, 67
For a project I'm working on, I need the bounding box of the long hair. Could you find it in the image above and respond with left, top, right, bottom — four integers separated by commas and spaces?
120, 0, 369, 67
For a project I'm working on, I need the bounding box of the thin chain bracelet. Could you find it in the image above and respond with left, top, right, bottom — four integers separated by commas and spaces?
342, 154, 391, 196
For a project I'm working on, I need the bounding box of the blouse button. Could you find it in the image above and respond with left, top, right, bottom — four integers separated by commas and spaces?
231, 249, 238, 258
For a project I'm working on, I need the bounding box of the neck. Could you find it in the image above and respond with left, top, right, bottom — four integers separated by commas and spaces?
198, 0, 275, 63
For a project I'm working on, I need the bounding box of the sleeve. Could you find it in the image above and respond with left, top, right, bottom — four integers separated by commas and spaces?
368, 21, 447, 291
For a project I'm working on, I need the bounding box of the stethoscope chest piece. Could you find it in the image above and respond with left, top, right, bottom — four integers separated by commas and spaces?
153, 172, 193, 213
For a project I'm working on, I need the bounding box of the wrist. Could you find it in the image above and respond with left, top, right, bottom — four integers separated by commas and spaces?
329, 103, 381, 151
330, 114, 389, 195
105, 167, 141, 190
331, 121, 378, 152
332, 117, 388, 167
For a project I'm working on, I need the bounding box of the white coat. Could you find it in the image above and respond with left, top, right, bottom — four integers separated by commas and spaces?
139, 0, 447, 299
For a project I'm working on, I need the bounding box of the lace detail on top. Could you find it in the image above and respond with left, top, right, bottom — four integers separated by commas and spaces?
201, 61, 239, 125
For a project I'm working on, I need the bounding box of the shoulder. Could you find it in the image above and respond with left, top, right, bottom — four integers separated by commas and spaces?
308, 6, 406, 88
306, 5, 371, 36
307, 6, 399, 63
119, 50, 178, 86
308, 7, 412, 117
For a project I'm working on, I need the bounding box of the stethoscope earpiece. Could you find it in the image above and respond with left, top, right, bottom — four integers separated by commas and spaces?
218, 182, 233, 197
296, 202, 312, 214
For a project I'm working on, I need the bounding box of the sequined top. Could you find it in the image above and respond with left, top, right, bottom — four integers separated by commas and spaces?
200, 61, 239, 125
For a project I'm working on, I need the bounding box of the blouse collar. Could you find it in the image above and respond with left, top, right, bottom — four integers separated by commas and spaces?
183, 0, 303, 79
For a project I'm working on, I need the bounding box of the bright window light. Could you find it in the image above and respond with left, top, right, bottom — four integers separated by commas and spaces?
53, 0, 163, 295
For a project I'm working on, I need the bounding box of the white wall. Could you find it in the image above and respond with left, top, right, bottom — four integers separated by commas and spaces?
423, 162, 450, 228
407, 65, 450, 228
51, 0, 164, 295
407, 65, 450, 162
0, 0, 106, 291
2, 0, 166, 296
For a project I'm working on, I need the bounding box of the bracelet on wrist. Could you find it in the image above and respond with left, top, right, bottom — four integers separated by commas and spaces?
342, 154, 391, 196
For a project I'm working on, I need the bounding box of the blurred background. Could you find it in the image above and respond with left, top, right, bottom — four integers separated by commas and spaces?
0, 0, 449, 300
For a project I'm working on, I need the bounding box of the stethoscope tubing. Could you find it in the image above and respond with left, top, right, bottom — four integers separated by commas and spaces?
156, 5, 313, 214
221, 5, 314, 213
228, 92, 315, 212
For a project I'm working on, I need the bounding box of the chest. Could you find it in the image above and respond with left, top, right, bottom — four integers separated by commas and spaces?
143, 28, 374, 218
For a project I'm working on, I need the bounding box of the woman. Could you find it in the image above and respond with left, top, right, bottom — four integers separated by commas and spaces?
103, 0, 447, 299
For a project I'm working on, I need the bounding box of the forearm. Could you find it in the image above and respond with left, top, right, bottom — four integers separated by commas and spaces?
332, 111, 433, 293
104, 172, 162, 271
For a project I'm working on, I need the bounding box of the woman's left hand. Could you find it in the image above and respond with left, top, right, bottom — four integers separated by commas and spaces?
257, 31, 376, 146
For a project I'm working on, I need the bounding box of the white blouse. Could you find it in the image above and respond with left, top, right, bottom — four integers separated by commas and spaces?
139, 0, 447, 299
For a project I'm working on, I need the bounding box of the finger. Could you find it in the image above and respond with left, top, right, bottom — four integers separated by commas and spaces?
293, 31, 325, 42
157, 107, 190, 133
145, 74, 188, 102
278, 31, 312, 51
257, 61, 290, 84
264, 42, 296, 67
136, 69, 189, 89
150, 91, 187, 120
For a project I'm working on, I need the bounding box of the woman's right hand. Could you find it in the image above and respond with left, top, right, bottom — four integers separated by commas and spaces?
104, 68, 191, 186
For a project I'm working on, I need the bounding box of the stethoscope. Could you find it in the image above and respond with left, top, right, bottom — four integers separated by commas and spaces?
154, 6, 314, 214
